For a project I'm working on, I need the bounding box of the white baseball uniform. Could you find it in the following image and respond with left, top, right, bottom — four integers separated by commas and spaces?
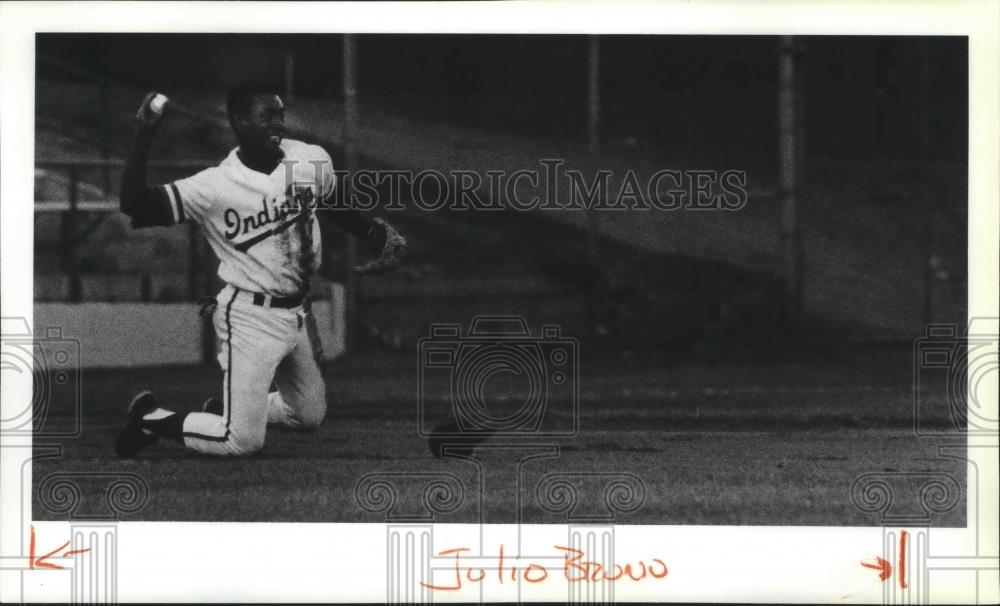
158, 139, 335, 455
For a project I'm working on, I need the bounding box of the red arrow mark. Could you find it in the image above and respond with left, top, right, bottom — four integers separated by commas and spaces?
29, 525, 89, 570
861, 556, 893, 581
860, 529, 910, 588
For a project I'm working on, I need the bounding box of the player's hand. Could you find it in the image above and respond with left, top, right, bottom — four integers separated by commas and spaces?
135, 91, 168, 133
353, 218, 407, 275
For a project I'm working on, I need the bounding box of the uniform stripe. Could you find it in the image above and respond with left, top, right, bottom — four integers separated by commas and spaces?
223, 289, 238, 429
163, 184, 180, 224
233, 213, 304, 252
182, 431, 230, 442
303, 300, 325, 365
169, 183, 186, 223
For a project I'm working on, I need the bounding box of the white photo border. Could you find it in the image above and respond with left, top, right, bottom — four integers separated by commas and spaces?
1, 1, 997, 603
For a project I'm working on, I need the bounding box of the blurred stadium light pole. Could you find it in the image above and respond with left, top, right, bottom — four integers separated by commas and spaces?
342, 34, 360, 352
778, 35, 803, 321
586, 35, 602, 269
919, 39, 933, 325
586, 35, 604, 334
188, 222, 200, 300
284, 49, 295, 102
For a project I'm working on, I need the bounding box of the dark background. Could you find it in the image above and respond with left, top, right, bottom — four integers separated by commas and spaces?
35, 34, 968, 344
31, 34, 970, 525
39, 34, 967, 161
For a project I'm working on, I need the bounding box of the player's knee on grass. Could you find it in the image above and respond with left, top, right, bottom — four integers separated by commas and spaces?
228, 431, 266, 456
295, 387, 326, 431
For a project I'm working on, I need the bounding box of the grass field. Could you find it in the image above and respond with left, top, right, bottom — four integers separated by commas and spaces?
31, 346, 966, 526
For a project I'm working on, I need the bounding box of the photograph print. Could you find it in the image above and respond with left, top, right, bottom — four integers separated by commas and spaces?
27, 32, 971, 528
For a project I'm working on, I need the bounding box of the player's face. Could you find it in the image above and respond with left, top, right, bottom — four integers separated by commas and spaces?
233, 94, 285, 157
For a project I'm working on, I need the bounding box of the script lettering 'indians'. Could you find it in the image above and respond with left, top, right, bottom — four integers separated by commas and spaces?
223, 183, 316, 241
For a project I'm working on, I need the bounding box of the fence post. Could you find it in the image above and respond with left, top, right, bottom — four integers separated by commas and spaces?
67, 166, 82, 303
342, 34, 359, 353
778, 36, 803, 321
188, 221, 199, 300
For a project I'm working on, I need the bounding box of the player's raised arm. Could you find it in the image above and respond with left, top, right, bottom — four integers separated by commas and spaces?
313, 153, 407, 275
120, 92, 175, 228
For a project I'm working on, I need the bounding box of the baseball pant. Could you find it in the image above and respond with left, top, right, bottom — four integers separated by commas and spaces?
181, 285, 327, 456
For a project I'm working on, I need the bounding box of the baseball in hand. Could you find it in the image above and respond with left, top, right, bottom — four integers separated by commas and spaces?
149, 93, 168, 115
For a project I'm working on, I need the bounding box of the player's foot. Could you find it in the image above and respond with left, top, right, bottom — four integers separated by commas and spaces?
201, 397, 223, 416
427, 418, 493, 458
114, 391, 161, 458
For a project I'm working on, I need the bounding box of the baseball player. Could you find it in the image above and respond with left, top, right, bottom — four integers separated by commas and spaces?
114, 82, 406, 457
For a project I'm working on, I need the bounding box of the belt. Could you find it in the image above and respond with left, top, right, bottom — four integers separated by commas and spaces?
246, 290, 306, 309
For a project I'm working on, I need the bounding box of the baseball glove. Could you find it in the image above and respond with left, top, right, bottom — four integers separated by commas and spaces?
354, 217, 407, 275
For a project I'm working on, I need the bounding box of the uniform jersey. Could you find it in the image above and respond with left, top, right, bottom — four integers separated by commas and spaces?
160, 139, 335, 296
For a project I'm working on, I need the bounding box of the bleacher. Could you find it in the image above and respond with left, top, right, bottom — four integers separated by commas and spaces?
34, 44, 967, 356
